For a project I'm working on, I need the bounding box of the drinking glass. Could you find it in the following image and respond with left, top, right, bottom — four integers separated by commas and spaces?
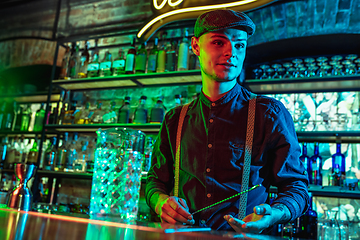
265, 68, 274, 79
90, 127, 146, 223
259, 65, 270, 79
282, 63, 293, 78
252, 68, 262, 79
271, 64, 282, 79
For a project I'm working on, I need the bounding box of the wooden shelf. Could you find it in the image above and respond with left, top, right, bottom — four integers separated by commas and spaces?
0, 93, 60, 103
297, 131, 360, 143
52, 70, 202, 91
244, 75, 360, 94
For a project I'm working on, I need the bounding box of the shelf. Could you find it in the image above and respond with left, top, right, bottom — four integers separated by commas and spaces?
52, 70, 202, 91
45, 124, 161, 134
37, 170, 93, 179
0, 92, 60, 103
308, 185, 360, 199
297, 131, 360, 143
0, 131, 56, 138
244, 75, 360, 94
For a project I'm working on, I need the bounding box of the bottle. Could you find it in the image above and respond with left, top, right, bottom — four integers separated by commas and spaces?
44, 137, 57, 171
87, 52, 100, 78
142, 137, 153, 172
125, 38, 136, 74
309, 142, 322, 186
189, 44, 200, 70
65, 133, 78, 172
329, 164, 342, 186
59, 46, 71, 79
177, 29, 189, 71
165, 40, 177, 72
75, 102, 91, 124
68, 42, 80, 79
49, 105, 58, 125
174, 94, 182, 108
99, 51, 113, 77
0, 175, 9, 204
299, 143, 310, 182
13, 105, 23, 131
107, 101, 117, 123
58, 102, 67, 125
135, 42, 147, 73
78, 41, 90, 78
102, 101, 114, 124
0, 102, 6, 131
156, 37, 166, 73
45, 106, 52, 125
14, 136, 23, 163
90, 102, 105, 124
27, 105, 36, 132
55, 132, 68, 171
20, 104, 31, 131
5, 138, 15, 169
331, 142, 346, 186
150, 97, 166, 123
133, 96, 148, 124
86, 139, 95, 173
112, 48, 126, 76
63, 101, 77, 125
147, 38, 158, 73
74, 141, 88, 172
33, 103, 46, 132
0, 137, 8, 169
118, 97, 131, 124
3, 102, 15, 131
293, 192, 317, 239
27, 137, 39, 165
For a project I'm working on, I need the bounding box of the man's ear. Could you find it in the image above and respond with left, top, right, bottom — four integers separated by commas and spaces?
191, 37, 200, 56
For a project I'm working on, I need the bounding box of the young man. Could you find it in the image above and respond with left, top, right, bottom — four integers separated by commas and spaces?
145, 9, 309, 233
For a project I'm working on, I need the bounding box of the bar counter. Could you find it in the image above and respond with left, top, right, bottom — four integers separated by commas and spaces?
0, 207, 286, 240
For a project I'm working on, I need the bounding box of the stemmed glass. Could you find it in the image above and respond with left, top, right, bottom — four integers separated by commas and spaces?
282, 63, 294, 79
316, 57, 329, 77
292, 59, 304, 78
265, 68, 274, 79
355, 58, 360, 74
342, 60, 356, 75
330, 55, 344, 76
252, 68, 262, 79
272, 64, 283, 79
259, 65, 270, 79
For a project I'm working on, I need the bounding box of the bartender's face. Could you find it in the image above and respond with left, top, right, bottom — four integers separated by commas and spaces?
191, 28, 247, 82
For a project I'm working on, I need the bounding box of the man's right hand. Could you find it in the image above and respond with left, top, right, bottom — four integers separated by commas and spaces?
155, 195, 195, 225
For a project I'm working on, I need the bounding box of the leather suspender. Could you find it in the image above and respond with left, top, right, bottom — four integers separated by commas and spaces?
174, 94, 257, 221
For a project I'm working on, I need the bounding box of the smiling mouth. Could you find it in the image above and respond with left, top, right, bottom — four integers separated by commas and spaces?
218, 63, 236, 68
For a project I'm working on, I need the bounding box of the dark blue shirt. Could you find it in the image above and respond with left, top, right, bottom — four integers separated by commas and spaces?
146, 83, 309, 230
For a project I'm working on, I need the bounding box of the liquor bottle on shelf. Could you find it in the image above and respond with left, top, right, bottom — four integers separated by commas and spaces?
65, 133, 78, 172
27, 105, 36, 132
55, 132, 68, 171
331, 142, 346, 186
20, 104, 31, 131
0, 175, 8, 204
14, 136, 23, 163
91, 102, 105, 124
125, 38, 136, 74
78, 41, 90, 78
87, 52, 100, 78
118, 96, 131, 124
135, 42, 147, 74
44, 137, 57, 171
13, 105, 23, 131
309, 142, 322, 186
150, 97, 166, 123
33, 103, 45, 132
293, 192, 317, 239
63, 101, 77, 125
99, 51, 113, 77
59, 46, 71, 79
177, 29, 189, 71
133, 96, 148, 124
0, 102, 6, 131
27, 137, 39, 165
142, 137, 153, 172
5, 138, 15, 169
156, 37, 166, 73
3, 101, 15, 131
69, 42, 80, 79
174, 94, 182, 108
0, 137, 8, 169
75, 102, 91, 124
74, 141, 88, 172
329, 164, 342, 186
113, 48, 126, 76
105, 101, 117, 123
165, 39, 177, 72
189, 45, 200, 70
86, 139, 95, 173
299, 143, 310, 182
147, 38, 159, 73
45, 106, 52, 125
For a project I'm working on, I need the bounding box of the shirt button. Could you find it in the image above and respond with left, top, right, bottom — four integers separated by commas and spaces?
211, 103, 215, 107
206, 168, 211, 173
201, 220, 206, 224
208, 144, 212, 148
209, 119, 213, 123
207, 193, 211, 198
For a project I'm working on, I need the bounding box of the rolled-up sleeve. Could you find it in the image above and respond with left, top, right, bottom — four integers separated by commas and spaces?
266, 99, 309, 221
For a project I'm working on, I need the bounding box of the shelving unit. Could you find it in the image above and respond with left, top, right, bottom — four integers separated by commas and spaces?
0, 92, 61, 103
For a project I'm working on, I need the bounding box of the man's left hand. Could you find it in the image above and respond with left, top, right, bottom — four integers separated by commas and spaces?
224, 203, 291, 234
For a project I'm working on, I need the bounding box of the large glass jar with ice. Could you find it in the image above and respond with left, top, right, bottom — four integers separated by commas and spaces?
90, 127, 145, 223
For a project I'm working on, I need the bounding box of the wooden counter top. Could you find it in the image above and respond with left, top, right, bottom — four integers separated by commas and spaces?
0, 207, 283, 240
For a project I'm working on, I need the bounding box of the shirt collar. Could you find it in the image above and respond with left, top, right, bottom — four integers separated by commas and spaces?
199, 83, 250, 107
